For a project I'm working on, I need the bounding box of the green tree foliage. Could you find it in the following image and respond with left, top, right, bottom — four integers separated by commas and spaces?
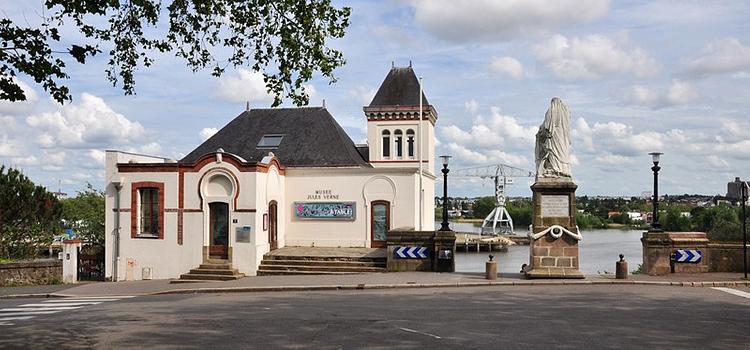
691, 205, 741, 241
1, 0, 351, 106
610, 212, 632, 225
0, 166, 61, 259
577, 212, 607, 230
506, 200, 532, 227
662, 207, 692, 232
61, 184, 105, 244
472, 197, 496, 219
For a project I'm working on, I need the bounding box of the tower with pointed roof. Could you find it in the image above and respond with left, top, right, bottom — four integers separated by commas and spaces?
364, 65, 437, 176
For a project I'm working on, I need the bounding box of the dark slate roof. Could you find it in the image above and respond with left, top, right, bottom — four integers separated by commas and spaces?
181, 107, 370, 167
369, 67, 429, 107
355, 145, 369, 162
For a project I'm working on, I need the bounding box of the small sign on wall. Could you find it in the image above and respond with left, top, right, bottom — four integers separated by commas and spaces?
236, 226, 252, 243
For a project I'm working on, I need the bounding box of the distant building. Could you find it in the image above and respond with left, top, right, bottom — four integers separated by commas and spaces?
726, 177, 749, 205
627, 212, 644, 222
51, 191, 68, 199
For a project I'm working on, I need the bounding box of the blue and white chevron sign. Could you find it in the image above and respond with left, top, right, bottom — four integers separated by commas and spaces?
395, 246, 428, 259
675, 249, 702, 263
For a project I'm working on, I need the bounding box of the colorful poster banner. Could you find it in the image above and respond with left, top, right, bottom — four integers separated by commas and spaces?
294, 202, 356, 220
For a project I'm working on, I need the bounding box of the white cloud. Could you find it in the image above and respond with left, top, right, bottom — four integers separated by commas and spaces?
705, 155, 730, 169
441, 107, 536, 150
574, 118, 665, 157
533, 33, 660, 80
412, 0, 610, 42
139, 142, 162, 155
25, 93, 145, 149
0, 137, 19, 157
349, 86, 376, 106
683, 37, 750, 77
489, 56, 524, 79
215, 69, 274, 105
200, 127, 219, 142
464, 99, 479, 114
620, 80, 698, 108
89, 150, 106, 166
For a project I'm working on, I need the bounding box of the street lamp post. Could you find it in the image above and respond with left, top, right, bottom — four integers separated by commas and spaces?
742, 181, 748, 279
648, 152, 663, 232
439, 155, 452, 232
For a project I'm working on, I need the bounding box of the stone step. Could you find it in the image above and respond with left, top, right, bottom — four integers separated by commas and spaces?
257, 269, 365, 276
257, 264, 386, 273
179, 273, 244, 281
260, 259, 386, 268
198, 263, 234, 270
189, 268, 240, 276
169, 279, 220, 284
262, 255, 387, 263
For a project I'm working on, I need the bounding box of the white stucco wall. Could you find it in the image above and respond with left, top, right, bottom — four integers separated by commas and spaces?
283, 168, 435, 248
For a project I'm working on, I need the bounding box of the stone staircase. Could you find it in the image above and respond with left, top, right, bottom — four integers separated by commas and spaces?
175, 260, 245, 283
257, 251, 387, 276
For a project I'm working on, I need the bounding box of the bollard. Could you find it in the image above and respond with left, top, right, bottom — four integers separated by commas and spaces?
486, 254, 498, 280
616, 254, 628, 279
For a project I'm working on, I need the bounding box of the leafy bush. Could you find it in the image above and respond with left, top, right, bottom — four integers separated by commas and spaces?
0, 166, 62, 260
61, 184, 105, 244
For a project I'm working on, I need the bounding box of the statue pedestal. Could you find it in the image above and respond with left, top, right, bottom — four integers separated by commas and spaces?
525, 180, 584, 279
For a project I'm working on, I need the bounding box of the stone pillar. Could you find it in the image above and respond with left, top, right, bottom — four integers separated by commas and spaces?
525, 180, 584, 279
62, 239, 82, 283
386, 228, 456, 272
434, 230, 456, 273
641, 232, 709, 275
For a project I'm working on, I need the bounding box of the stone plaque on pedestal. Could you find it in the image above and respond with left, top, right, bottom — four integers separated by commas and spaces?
525, 181, 584, 278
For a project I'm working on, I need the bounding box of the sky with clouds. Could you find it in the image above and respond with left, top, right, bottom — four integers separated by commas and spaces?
1, 0, 749, 198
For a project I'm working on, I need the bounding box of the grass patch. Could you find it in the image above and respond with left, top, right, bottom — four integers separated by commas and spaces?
0, 258, 16, 264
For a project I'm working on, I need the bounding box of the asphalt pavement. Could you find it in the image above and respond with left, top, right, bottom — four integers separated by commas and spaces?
1, 285, 748, 349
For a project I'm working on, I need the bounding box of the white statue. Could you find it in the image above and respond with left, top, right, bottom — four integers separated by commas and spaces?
535, 97, 572, 179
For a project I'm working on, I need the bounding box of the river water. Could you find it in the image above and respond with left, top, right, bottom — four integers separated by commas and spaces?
439, 221, 643, 274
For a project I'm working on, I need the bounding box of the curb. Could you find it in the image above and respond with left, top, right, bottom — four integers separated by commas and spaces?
2, 280, 748, 299
149, 279, 750, 296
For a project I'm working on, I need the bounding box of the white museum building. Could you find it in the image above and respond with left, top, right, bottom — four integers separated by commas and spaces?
104, 66, 438, 280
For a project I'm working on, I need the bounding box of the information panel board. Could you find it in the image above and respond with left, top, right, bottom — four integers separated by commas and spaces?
294, 202, 356, 220
541, 195, 570, 217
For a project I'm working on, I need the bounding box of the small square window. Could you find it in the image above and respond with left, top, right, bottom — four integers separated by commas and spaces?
257, 134, 284, 148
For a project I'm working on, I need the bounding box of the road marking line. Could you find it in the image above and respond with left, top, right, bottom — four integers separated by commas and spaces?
0, 310, 62, 316
20, 302, 102, 307
65, 295, 134, 299
0, 316, 34, 322
712, 287, 750, 299
398, 327, 442, 339
0, 306, 83, 312
44, 299, 119, 303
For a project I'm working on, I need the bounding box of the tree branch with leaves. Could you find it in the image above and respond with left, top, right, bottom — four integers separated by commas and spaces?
1, 0, 351, 106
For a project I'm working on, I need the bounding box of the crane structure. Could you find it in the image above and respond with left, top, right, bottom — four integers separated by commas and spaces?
452, 164, 535, 235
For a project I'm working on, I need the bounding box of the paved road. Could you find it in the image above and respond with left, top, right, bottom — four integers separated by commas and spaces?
0, 285, 748, 349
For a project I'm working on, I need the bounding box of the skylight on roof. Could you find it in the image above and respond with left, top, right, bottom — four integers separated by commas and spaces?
257, 134, 284, 148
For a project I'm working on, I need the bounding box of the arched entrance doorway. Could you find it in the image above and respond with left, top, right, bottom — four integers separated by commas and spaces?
209, 202, 229, 259
371, 200, 390, 248
269, 201, 278, 250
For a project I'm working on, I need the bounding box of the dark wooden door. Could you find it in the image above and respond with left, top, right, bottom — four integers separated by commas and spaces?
209, 202, 229, 259
371, 201, 390, 248
269, 201, 278, 250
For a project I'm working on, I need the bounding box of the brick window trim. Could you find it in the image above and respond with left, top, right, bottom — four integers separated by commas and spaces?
131, 181, 165, 240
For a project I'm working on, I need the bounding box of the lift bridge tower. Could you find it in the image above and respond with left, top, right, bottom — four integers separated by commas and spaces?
453, 164, 535, 235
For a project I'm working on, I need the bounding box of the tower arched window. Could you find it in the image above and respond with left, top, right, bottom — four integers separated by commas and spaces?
406, 129, 415, 158
395, 130, 403, 158
382, 130, 391, 158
